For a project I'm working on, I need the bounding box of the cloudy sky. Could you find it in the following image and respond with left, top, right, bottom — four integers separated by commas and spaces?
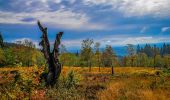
0, 0, 170, 50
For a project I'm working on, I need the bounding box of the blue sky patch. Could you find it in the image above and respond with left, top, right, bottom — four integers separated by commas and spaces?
0, 0, 170, 51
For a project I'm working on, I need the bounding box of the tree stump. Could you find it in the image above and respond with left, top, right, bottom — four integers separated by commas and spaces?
38, 21, 63, 86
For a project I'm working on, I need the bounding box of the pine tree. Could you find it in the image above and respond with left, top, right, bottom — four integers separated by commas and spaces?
153, 45, 157, 69
0, 32, 4, 48
162, 43, 166, 56
136, 44, 141, 54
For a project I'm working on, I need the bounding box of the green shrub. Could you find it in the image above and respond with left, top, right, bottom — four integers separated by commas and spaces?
46, 70, 82, 99
65, 70, 77, 89
163, 68, 170, 75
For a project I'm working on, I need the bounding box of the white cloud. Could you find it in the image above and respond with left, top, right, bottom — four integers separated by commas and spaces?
98, 35, 170, 46
0, 9, 108, 30
140, 26, 148, 33
83, 0, 170, 18
11, 35, 170, 49
161, 27, 170, 32
12, 38, 40, 48
62, 35, 170, 48
0, 0, 110, 30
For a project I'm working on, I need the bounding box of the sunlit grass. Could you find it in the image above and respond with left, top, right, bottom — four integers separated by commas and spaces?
62, 66, 159, 75
0, 66, 169, 99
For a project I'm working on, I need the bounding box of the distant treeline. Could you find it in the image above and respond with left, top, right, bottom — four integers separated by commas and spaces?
0, 32, 170, 69
121, 43, 170, 68
59, 39, 170, 70
137, 43, 170, 57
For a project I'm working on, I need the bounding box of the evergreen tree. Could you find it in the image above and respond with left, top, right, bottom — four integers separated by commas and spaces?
0, 32, 4, 48
136, 44, 141, 54
153, 45, 157, 69
75, 50, 79, 57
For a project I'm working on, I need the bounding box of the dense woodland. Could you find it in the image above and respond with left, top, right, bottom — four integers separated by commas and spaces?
0, 33, 170, 69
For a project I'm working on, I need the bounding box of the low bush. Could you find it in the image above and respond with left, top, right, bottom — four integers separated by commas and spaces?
46, 70, 82, 99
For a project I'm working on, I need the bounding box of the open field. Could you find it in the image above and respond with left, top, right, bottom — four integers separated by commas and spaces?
0, 66, 170, 100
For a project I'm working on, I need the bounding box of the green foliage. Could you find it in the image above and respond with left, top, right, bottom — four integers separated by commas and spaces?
94, 42, 102, 71
127, 44, 136, 56
0, 48, 5, 66
123, 44, 170, 68
59, 53, 79, 66
46, 70, 82, 99
65, 70, 77, 89
163, 68, 170, 75
101, 45, 116, 67
0, 68, 41, 99
126, 44, 136, 67
137, 43, 170, 57
0, 34, 45, 67
3, 48, 15, 66
0, 45, 45, 67
80, 38, 94, 67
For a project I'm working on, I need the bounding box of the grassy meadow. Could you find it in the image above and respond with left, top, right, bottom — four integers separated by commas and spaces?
0, 66, 170, 100
1, 0, 170, 100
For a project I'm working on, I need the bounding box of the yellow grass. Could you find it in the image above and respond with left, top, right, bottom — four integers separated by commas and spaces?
0, 66, 158, 74
0, 66, 169, 100
97, 77, 170, 100
62, 66, 159, 75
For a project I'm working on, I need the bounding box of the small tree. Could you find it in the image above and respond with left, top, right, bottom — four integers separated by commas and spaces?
126, 44, 135, 67
121, 56, 127, 67
60, 44, 67, 67
22, 39, 35, 66
94, 42, 101, 72
102, 45, 116, 75
80, 38, 94, 72
153, 45, 160, 69
0, 48, 5, 66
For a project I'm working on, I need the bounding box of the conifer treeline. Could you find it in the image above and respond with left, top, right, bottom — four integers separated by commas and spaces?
137, 43, 170, 57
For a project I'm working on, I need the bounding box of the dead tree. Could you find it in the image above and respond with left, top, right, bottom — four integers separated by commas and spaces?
38, 21, 63, 86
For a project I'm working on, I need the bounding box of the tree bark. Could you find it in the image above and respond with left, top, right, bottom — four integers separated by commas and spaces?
111, 66, 114, 75
98, 55, 100, 72
38, 21, 63, 86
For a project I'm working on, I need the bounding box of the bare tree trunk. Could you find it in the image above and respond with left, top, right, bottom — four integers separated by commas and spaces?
90, 61, 92, 72
88, 60, 91, 72
154, 55, 156, 69
38, 21, 63, 86
98, 55, 100, 72
111, 62, 114, 75
111, 66, 114, 75
99, 64, 100, 72
131, 58, 134, 67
